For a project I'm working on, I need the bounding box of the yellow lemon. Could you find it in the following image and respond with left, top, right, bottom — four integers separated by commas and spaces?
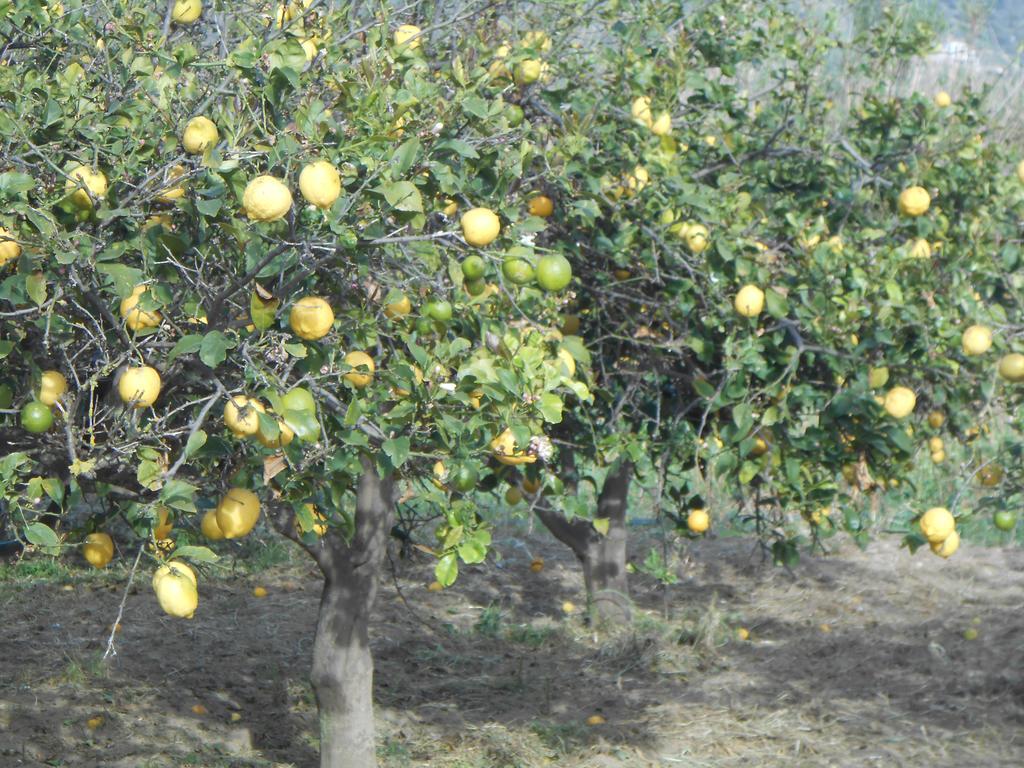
997, 352, 1024, 382
83, 532, 114, 568
919, 507, 955, 544
182, 116, 218, 154
685, 223, 709, 254
908, 238, 931, 259
298, 160, 341, 209
120, 285, 162, 331
898, 186, 930, 217
1017, 160, 1024, 184
630, 95, 653, 127
687, 508, 710, 533
528, 195, 554, 218
530, 557, 544, 573
556, 348, 576, 378
215, 488, 261, 539
650, 111, 672, 136
300, 38, 317, 61
505, 485, 522, 505
260, 417, 295, 448
935, 91, 952, 108
868, 366, 889, 389
0, 227, 22, 267
461, 207, 501, 247
253, 586, 268, 598
243, 175, 292, 222
157, 164, 187, 203
344, 351, 375, 389
883, 386, 916, 419
394, 24, 422, 49
928, 436, 943, 453
586, 714, 606, 726
152, 562, 198, 618
154, 506, 173, 539
930, 530, 960, 558
384, 294, 412, 318
514, 58, 543, 85
118, 366, 161, 408
223, 395, 265, 437
39, 370, 68, 406
171, 0, 202, 24
734, 284, 765, 317
65, 165, 107, 209
928, 410, 945, 429
289, 296, 334, 340
625, 164, 649, 194
491, 428, 536, 466
931, 450, 945, 464
201, 510, 225, 540
961, 325, 992, 356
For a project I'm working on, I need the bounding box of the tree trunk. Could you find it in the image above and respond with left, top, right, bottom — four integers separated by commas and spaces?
309, 460, 396, 768
535, 461, 633, 624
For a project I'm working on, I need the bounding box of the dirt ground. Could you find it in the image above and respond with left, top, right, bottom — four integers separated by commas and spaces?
2, 528, 1023, 768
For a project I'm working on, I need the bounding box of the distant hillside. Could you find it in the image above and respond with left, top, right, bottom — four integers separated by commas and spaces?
934, 0, 1024, 58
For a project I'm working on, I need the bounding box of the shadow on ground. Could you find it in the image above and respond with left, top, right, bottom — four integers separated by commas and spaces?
2, 532, 1023, 767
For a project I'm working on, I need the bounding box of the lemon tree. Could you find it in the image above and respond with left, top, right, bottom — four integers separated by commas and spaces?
0, 2, 584, 765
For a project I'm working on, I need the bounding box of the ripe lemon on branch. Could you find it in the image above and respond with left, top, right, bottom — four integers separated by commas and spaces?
152, 562, 198, 618
120, 285, 162, 331
182, 116, 218, 154
82, 532, 114, 568
734, 284, 765, 317
38, 370, 67, 406
215, 489, 261, 539
461, 208, 501, 247
118, 366, 161, 408
299, 160, 341, 209
223, 395, 265, 437
289, 296, 334, 340
898, 186, 930, 217
243, 175, 292, 222
883, 386, 916, 419
65, 165, 107, 209
0, 227, 22, 266
919, 507, 955, 544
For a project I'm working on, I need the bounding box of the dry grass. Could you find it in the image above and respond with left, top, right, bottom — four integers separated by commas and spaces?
1, 529, 1023, 767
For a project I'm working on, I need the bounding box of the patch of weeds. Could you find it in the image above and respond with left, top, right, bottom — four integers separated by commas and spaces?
505, 623, 557, 647
531, 719, 589, 754
474, 602, 503, 637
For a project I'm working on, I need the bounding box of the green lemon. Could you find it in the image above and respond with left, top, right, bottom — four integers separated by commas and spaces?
423, 300, 453, 323
462, 255, 486, 281
21, 401, 54, 433
536, 254, 573, 292
502, 258, 535, 285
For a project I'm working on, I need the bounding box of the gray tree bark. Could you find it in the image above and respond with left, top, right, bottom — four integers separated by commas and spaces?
535, 461, 633, 624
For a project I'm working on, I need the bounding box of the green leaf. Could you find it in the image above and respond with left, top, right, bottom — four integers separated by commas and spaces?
434, 138, 479, 159
390, 137, 421, 178
382, 436, 411, 468
283, 409, 320, 442
0, 340, 14, 359
24, 522, 60, 553
168, 334, 204, 363
160, 479, 197, 512
537, 392, 564, 423
199, 331, 236, 368
765, 289, 789, 319
185, 429, 207, 458
457, 536, 488, 564
435, 552, 459, 586
0, 172, 36, 197
380, 180, 423, 212
250, 291, 280, 331
137, 460, 162, 491
26, 272, 46, 306
172, 545, 220, 563
461, 95, 489, 119
592, 517, 610, 536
